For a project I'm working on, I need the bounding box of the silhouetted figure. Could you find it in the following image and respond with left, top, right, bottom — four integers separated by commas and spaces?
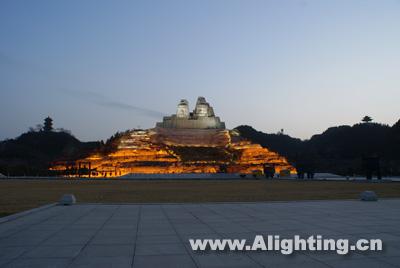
306, 171, 315, 179
377, 169, 382, 180
297, 169, 305, 179
346, 167, 354, 180
219, 164, 227, 173
263, 165, 275, 179
362, 156, 381, 180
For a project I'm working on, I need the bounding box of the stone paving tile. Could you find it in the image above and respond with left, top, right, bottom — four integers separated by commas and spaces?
135, 234, 182, 245
70, 256, 132, 268
180, 233, 223, 245
4, 258, 72, 268
0, 247, 32, 260
191, 252, 262, 268
175, 224, 215, 235
0, 227, 23, 239
0, 260, 11, 267
0, 200, 400, 267
303, 251, 369, 262
133, 254, 196, 268
372, 256, 400, 267
21, 245, 84, 259
102, 225, 138, 231
137, 227, 176, 236
79, 244, 134, 257
247, 252, 330, 268
219, 232, 258, 240
41, 233, 94, 246
25, 224, 65, 232
358, 243, 400, 257
323, 257, 397, 268
89, 232, 136, 245
135, 243, 187, 256
0, 234, 49, 247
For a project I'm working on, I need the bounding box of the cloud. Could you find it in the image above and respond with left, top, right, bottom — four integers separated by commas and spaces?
60, 88, 165, 119
98, 101, 165, 118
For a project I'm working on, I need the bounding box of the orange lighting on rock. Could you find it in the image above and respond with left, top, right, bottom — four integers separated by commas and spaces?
50, 97, 296, 177
50, 128, 295, 177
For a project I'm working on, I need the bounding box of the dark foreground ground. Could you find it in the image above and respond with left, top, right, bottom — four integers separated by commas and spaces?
1, 179, 400, 217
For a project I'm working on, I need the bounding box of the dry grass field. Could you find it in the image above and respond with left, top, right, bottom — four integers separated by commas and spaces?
1, 179, 400, 217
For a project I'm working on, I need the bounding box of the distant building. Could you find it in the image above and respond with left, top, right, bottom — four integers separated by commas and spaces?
156, 97, 226, 129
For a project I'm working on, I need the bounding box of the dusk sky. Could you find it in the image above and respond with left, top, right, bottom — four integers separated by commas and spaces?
1, 0, 399, 141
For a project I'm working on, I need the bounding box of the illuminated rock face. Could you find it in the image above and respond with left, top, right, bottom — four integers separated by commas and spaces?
51, 128, 295, 177
50, 98, 295, 177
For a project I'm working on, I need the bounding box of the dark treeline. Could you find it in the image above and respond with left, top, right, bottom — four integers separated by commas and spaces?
0, 117, 133, 176
236, 118, 400, 176
0, 131, 101, 176
0, 118, 101, 176
1, 117, 399, 176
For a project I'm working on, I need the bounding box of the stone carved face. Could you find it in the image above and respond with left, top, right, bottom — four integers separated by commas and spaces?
177, 105, 189, 118
196, 104, 208, 117
176, 100, 189, 118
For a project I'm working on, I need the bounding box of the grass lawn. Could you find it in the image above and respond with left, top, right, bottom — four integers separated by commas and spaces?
1, 179, 400, 217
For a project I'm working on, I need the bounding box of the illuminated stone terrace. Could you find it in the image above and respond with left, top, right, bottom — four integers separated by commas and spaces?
50, 97, 295, 177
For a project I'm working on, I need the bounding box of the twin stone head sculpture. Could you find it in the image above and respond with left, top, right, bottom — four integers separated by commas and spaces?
156, 97, 226, 129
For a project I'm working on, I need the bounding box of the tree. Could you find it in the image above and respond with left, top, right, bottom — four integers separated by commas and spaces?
43, 116, 53, 132
361, 116, 373, 124
35, 124, 43, 132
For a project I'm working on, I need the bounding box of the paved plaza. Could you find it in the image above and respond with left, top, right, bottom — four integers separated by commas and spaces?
0, 200, 400, 267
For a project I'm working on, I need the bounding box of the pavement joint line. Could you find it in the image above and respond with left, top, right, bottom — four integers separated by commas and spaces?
0, 204, 93, 240
209, 204, 337, 268
65, 204, 122, 267
0, 205, 98, 267
130, 204, 141, 268
364, 255, 400, 268
160, 204, 200, 268
239, 202, 351, 237
0, 203, 56, 225
67, 198, 400, 206
235, 203, 398, 268
191, 203, 266, 268
1, 201, 399, 267
184, 203, 264, 267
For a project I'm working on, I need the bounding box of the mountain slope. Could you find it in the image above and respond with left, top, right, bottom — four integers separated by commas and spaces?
0, 131, 100, 176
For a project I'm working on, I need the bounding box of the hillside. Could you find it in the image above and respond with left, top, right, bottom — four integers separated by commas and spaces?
236, 119, 400, 176
1, 119, 399, 177
0, 130, 100, 176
